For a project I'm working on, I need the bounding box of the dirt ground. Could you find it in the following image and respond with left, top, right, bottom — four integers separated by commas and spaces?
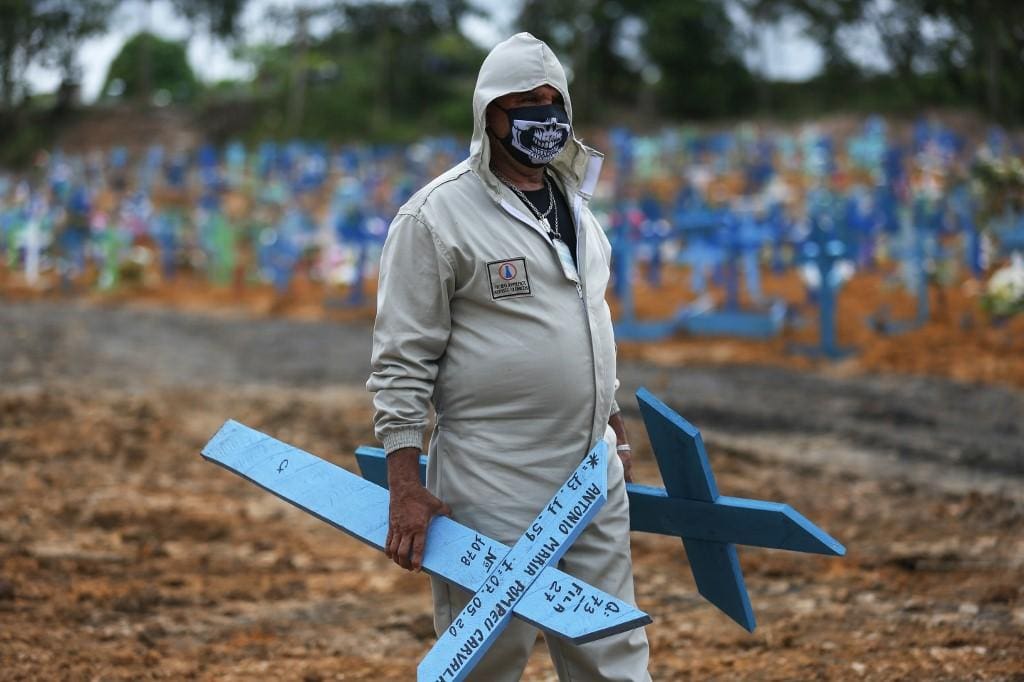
1, 300, 1022, 681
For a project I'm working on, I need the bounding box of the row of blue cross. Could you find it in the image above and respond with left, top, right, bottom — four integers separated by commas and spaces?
202, 388, 845, 681
609, 183, 1024, 357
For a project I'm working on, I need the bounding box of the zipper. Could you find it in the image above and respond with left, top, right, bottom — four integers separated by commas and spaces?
488, 154, 606, 448
499, 177, 601, 449
572, 190, 600, 448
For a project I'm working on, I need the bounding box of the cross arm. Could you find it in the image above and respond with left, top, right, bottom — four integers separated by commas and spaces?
626, 484, 845, 556
354, 448, 844, 556
204, 423, 650, 645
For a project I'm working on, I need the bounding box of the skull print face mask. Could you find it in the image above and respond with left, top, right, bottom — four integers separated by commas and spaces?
493, 102, 572, 168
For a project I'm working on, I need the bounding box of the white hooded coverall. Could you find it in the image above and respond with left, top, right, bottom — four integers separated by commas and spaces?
367, 32, 651, 681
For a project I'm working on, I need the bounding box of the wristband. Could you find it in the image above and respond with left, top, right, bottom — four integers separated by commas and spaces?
616, 444, 632, 452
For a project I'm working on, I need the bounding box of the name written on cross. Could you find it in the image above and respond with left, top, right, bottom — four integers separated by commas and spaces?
419, 443, 610, 682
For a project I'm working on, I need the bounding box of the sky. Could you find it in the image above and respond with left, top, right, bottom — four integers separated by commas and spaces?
25, 0, 841, 103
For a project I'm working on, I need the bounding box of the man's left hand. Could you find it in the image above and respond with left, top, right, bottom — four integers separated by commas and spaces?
608, 411, 633, 482
617, 444, 633, 483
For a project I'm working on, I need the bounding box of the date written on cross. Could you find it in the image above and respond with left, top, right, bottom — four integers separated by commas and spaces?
420, 443, 609, 682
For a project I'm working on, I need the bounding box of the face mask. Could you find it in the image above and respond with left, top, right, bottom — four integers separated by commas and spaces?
494, 103, 572, 167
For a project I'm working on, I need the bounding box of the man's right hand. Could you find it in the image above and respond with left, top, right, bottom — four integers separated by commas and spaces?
385, 447, 452, 572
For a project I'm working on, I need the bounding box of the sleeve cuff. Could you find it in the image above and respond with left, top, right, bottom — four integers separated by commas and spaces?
610, 399, 621, 416
381, 428, 425, 455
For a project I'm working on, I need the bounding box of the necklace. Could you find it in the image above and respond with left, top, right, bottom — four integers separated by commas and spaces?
493, 169, 561, 240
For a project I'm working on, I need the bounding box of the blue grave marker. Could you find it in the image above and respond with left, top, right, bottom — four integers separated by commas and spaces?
141, 146, 163, 193
679, 208, 786, 340
357, 388, 846, 632
951, 185, 983, 277
674, 201, 724, 282
638, 194, 669, 287
226, 141, 246, 188
994, 209, 1024, 256
791, 195, 856, 359
58, 184, 91, 289
871, 195, 943, 335
608, 210, 633, 302
201, 421, 651, 679
325, 178, 373, 307
844, 189, 878, 270
613, 200, 785, 342
907, 197, 936, 327
419, 442, 613, 681
632, 389, 844, 630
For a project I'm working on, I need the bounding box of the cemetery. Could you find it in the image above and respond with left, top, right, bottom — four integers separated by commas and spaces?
2, 117, 1023, 387
2, 132, 1023, 673
1, 6, 1023, 676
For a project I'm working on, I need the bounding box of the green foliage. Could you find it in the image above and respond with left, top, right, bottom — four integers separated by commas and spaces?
971, 154, 1024, 229
170, 0, 250, 38
981, 256, 1024, 319
640, 0, 757, 119
5, 0, 1024, 151
102, 32, 198, 104
232, 1, 485, 143
517, 0, 644, 123
746, 0, 1024, 121
0, 0, 115, 109
0, 110, 56, 166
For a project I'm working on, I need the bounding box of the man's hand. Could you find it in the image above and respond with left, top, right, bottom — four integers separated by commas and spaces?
616, 445, 634, 483
385, 447, 451, 571
608, 411, 633, 483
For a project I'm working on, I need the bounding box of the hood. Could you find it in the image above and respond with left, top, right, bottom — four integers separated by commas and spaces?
469, 32, 600, 199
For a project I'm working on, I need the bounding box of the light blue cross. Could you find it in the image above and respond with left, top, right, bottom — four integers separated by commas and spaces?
201, 421, 652, 681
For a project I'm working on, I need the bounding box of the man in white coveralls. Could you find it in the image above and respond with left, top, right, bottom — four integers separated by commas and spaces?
367, 32, 651, 680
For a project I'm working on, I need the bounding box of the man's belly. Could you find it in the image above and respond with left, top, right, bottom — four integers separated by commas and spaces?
434, 297, 598, 425
427, 420, 620, 545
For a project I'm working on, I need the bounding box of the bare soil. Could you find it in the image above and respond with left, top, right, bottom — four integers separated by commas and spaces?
0, 300, 1022, 681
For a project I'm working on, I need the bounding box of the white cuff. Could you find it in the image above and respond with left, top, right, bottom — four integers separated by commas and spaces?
381, 427, 424, 455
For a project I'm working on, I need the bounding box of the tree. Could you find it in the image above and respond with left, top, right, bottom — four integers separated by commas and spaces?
327, 0, 484, 135
0, 0, 115, 110
237, 0, 486, 140
101, 32, 199, 104
170, 0, 250, 39
516, 0, 643, 122
919, 0, 1024, 120
0, 1, 36, 109
744, 0, 1024, 120
639, 0, 756, 118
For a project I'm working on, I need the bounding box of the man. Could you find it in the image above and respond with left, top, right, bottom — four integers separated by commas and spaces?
366, 33, 650, 681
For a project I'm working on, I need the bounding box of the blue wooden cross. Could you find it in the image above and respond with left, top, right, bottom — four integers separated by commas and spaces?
791, 199, 855, 359
201, 421, 651, 680
357, 388, 846, 632
419, 439, 613, 681
631, 388, 845, 630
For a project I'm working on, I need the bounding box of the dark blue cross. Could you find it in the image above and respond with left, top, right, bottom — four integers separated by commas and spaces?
630, 388, 845, 630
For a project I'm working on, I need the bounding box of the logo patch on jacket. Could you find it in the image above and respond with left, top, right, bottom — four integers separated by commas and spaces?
487, 257, 532, 300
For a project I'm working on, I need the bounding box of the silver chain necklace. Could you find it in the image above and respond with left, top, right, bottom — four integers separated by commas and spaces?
493, 169, 561, 240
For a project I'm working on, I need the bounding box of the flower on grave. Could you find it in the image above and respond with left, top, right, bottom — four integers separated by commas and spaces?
981, 254, 1024, 318
971, 153, 1024, 229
